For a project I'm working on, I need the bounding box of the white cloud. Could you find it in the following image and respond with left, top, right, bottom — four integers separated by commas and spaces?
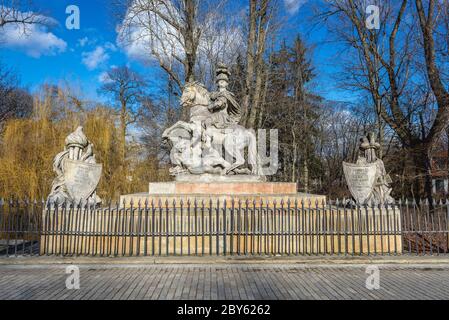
0, 18, 67, 58
78, 37, 89, 47
284, 0, 307, 15
82, 46, 110, 70
117, 1, 244, 69
104, 42, 117, 51
98, 71, 112, 83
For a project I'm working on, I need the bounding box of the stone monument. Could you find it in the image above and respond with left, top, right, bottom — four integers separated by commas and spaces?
162, 63, 263, 182
48, 126, 102, 205
343, 133, 394, 205
121, 63, 325, 206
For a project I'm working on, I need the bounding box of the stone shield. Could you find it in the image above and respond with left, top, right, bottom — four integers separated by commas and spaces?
343, 162, 377, 204
63, 159, 102, 201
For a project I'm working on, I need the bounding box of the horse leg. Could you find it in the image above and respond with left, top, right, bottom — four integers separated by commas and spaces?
247, 132, 259, 175
226, 147, 245, 174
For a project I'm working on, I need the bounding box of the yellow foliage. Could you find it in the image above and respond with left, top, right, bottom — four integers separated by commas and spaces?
0, 86, 169, 200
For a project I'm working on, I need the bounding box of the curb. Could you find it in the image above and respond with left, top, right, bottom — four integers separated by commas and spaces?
1, 255, 449, 266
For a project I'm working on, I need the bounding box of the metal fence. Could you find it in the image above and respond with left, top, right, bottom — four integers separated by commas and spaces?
0, 199, 448, 257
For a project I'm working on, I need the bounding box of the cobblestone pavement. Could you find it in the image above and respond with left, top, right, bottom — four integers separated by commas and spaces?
0, 264, 448, 300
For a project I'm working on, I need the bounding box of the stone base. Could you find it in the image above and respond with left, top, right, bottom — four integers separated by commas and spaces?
174, 174, 266, 183
148, 181, 297, 195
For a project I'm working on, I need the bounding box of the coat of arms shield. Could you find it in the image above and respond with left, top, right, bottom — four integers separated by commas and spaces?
63, 159, 102, 201
343, 162, 377, 204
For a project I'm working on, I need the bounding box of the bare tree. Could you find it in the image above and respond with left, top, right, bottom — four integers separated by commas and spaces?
318, 0, 449, 201
98, 66, 148, 164
0, 0, 46, 32
116, 0, 245, 120
0, 62, 32, 128
243, 0, 279, 129
119, 0, 200, 87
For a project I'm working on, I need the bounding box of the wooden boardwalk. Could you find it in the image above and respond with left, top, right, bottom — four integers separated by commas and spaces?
0, 264, 448, 300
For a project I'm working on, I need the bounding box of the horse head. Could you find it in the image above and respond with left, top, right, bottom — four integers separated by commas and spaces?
180, 81, 210, 108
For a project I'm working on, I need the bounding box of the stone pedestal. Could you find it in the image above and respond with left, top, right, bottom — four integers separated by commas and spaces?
120, 181, 326, 207
149, 181, 296, 195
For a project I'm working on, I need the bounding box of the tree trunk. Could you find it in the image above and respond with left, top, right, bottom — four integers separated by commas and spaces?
447, 127, 449, 180
411, 143, 434, 205
242, 0, 257, 124
376, 101, 384, 159
120, 102, 127, 166
303, 155, 309, 193
292, 128, 297, 183
183, 0, 198, 85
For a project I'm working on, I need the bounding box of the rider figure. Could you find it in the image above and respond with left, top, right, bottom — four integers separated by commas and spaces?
206, 63, 242, 130
203, 63, 242, 147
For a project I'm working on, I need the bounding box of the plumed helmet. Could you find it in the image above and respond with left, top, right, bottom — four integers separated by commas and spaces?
216, 63, 230, 82
65, 126, 89, 149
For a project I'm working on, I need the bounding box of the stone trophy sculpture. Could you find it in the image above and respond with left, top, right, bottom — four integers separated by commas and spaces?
343, 133, 394, 205
48, 126, 102, 205
163, 63, 263, 181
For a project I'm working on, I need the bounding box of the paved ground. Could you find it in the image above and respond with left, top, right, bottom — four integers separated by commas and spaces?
0, 263, 449, 300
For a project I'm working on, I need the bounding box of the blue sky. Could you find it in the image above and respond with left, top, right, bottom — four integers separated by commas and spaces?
0, 0, 352, 102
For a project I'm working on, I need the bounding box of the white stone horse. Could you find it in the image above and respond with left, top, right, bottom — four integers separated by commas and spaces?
178, 82, 261, 175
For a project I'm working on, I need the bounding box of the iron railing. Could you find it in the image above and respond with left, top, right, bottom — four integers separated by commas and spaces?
0, 199, 448, 257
